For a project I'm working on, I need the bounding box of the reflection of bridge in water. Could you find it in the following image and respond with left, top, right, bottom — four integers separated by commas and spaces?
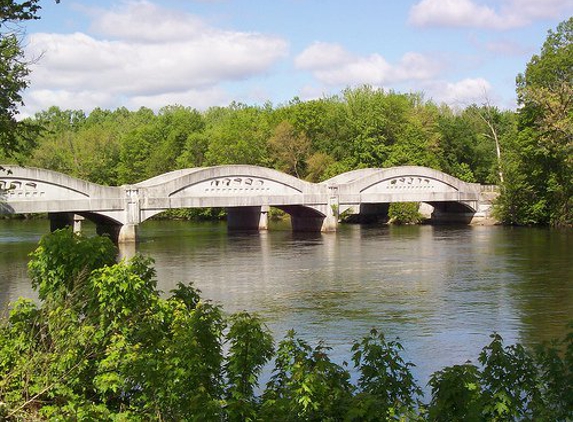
1, 165, 498, 243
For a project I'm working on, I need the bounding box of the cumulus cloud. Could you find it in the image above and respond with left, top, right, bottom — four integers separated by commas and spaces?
23, 90, 116, 118
409, 0, 512, 29
295, 42, 443, 87
423, 77, 493, 106
127, 87, 231, 111
22, 0, 288, 114
89, 1, 209, 43
408, 0, 573, 29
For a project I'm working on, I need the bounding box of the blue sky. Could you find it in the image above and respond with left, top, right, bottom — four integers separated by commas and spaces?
20, 0, 573, 116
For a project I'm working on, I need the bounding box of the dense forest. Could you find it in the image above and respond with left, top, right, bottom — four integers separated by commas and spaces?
2, 14, 572, 226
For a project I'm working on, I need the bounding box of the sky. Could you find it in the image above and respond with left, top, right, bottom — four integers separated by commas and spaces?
19, 0, 573, 116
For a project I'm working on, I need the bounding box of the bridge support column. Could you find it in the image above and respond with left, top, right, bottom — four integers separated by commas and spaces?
291, 215, 326, 232
430, 202, 477, 224
430, 211, 475, 224
321, 185, 339, 232
49, 212, 83, 234
320, 215, 338, 232
259, 205, 269, 230
283, 204, 338, 233
97, 223, 138, 244
227, 206, 261, 231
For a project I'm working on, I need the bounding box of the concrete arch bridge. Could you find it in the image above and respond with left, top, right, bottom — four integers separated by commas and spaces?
0, 165, 498, 243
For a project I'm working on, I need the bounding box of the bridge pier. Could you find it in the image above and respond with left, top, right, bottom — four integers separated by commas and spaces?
227, 206, 262, 231
259, 205, 269, 230
96, 223, 138, 244
281, 204, 338, 232
49, 212, 83, 234
429, 202, 477, 224
290, 214, 326, 232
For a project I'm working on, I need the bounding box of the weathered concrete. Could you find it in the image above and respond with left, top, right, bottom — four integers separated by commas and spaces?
259, 205, 270, 230
0, 165, 499, 242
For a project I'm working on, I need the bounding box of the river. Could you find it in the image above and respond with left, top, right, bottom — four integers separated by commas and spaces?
1, 219, 572, 388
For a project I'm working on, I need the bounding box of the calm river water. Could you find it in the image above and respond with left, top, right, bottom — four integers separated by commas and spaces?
1, 219, 572, 387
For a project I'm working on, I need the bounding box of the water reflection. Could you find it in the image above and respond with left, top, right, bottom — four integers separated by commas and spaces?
1, 220, 572, 386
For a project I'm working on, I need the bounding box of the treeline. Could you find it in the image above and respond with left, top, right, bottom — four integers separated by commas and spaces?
7, 89, 506, 187
1, 230, 572, 421
3, 18, 571, 226
2, 91, 513, 219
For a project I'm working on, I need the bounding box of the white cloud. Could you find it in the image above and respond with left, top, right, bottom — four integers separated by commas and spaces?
506, 0, 573, 21
295, 42, 443, 87
295, 42, 355, 69
408, 0, 519, 29
22, 1, 288, 114
408, 0, 573, 30
89, 1, 209, 43
424, 77, 493, 106
21, 89, 115, 118
297, 84, 329, 102
127, 87, 231, 111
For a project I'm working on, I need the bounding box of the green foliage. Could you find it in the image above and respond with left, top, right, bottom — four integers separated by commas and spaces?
12, 83, 510, 193
155, 207, 226, 221
498, 17, 573, 227
225, 312, 274, 421
349, 329, 421, 421
478, 333, 539, 421
269, 121, 311, 177
205, 103, 271, 167
427, 363, 483, 421
427, 331, 573, 421
388, 202, 423, 225
1, 231, 573, 420
534, 322, 573, 420
261, 330, 353, 421
28, 228, 117, 302
0, 0, 44, 158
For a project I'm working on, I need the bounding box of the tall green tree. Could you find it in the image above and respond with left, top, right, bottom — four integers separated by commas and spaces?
268, 120, 310, 177
205, 103, 271, 166
0, 0, 43, 159
498, 17, 573, 226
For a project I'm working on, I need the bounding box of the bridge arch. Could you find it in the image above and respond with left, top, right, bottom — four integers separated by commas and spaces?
0, 166, 125, 214
330, 166, 483, 220
136, 165, 333, 229
2, 164, 496, 242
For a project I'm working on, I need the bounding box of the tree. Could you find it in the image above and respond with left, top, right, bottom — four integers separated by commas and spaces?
268, 121, 310, 178
204, 103, 271, 166
498, 17, 573, 226
149, 105, 205, 174
0, 0, 44, 158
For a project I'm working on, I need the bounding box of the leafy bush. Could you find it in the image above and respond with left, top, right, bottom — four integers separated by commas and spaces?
1, 230, 572, 421
388, 202, 423, 225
